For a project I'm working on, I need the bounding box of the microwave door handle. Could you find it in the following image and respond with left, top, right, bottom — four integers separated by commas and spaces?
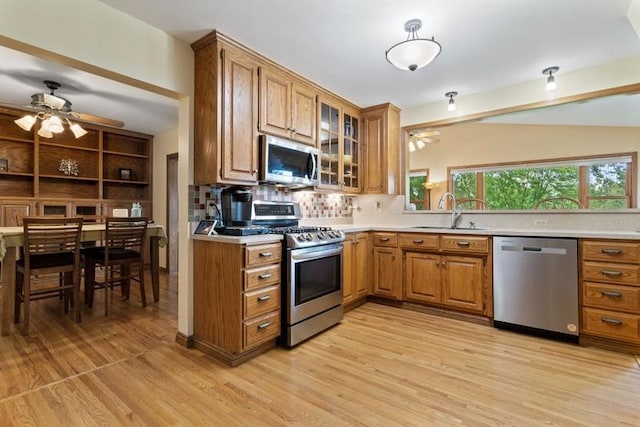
308, 151, 317, 180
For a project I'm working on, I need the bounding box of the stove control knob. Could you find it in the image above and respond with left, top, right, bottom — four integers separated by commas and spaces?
318, 231, 326, 239
297, 235, 306, 242
305, 233, 313, 241
328, 231, 336, 238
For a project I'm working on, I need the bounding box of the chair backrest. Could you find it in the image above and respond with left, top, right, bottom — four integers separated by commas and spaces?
22, 217, 84, 268
534, 196, 583, 210
105, 217, 148, 254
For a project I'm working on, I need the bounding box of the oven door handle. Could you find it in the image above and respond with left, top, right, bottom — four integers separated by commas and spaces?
291, 246, 343, 262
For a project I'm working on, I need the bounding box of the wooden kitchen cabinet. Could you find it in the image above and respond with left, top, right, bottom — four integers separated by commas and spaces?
401, 233, 491, 316
0, 200, 34, 226
361, 103, 401, 195
372, 232, 402, 300
259, 66, 316, 146
318, 97, 361, 192
193, 32, 260, 185
193, 238, 282, 366
343, 232, 369, 306
580, 239, 640, 351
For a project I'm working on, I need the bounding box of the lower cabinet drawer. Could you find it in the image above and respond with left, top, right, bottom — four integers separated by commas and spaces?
441, 235, 488, 253
245, 264, 280, 290
583, 282, 640, 313
582, 308, 640, 341
244, 285, 280, 319
582, 261, 639, 285
244, 312, 280, 349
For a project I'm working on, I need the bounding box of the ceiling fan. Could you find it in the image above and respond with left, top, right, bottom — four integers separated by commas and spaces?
408, 129, 441, 151
9, 80, 124, 138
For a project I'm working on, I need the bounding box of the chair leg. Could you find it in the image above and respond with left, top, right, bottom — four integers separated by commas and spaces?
84, 259, 96, 307
22, 276, 30, 335
63, 271, 72, 314
104, 265, 110, 317
73, 270, 81, 323
139, 262, 146, 307
14, 271, 23, 323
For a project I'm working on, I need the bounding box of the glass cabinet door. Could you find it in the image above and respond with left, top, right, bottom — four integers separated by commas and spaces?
342, 112, 359, 191
319, 102, 340, 187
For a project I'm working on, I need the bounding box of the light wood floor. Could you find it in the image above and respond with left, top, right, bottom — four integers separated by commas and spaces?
1, 273, 639, 426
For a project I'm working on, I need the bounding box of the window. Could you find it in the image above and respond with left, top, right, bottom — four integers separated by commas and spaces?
449, 153, 635, 210
409, 169, 430, 210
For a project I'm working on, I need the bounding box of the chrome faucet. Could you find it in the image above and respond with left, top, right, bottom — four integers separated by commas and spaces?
437, 192, 462, 228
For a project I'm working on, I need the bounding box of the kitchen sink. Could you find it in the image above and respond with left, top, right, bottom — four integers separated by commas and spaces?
411, 226, 489, 231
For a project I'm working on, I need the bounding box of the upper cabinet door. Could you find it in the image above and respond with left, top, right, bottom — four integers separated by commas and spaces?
221, 47, 260, 183
259, 66, 317, 146
259, 68, 290, 137
290, 82, 316, 146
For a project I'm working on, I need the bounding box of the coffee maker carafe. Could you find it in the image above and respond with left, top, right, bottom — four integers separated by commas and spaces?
220, 186, 253, 226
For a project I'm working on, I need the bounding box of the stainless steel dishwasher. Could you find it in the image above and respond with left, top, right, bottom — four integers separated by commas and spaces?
493, 236, 579, 341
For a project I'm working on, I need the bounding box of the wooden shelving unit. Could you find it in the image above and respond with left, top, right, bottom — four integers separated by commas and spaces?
0, 108, 153, 226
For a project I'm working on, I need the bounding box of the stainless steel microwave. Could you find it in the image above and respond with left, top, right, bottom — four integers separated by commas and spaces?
259, 134, 319, 187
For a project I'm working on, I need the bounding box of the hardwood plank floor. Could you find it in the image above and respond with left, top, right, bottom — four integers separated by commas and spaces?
1, 274, 639, 426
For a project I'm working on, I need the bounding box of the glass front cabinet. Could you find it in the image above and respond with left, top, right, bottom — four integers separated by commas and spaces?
318, 98, 360, 193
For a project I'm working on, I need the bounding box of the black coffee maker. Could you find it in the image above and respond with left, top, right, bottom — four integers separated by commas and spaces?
220, 186, 253, 226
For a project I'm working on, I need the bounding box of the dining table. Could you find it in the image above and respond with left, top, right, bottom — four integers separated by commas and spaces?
0, 222, 168, 335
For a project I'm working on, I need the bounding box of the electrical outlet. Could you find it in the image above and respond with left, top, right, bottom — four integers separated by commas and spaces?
534, 219, 547, 226
375, 201, 383, 212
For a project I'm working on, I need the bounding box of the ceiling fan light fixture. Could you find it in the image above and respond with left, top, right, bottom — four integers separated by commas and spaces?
386, 19, 441, 71
14, 114, 37, 131
543, 66, 559, 91
69, 122, 88, 138
408, 141, 416, 152
446, 91, 458, 111
37, 125, 53, 138
42, 115, 64, 133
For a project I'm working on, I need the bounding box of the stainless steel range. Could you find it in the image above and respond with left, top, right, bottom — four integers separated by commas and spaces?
242, 201, 345, 347
272, 225, 345, 347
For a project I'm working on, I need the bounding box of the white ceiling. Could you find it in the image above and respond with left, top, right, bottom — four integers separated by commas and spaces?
1, 0, 639, 135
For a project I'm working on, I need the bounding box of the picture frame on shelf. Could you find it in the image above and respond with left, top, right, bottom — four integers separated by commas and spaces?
119, 168, 132, 180
0, 158, 7, 172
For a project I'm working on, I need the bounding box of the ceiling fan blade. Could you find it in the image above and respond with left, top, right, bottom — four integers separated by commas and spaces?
73, 112, 124, 128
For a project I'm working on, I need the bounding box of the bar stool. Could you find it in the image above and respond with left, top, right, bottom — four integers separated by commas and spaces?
14, 217, 84, 335
83, 217, 148, 316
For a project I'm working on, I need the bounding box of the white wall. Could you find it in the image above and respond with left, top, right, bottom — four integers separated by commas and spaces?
402, 56, 640, 127
153, 128, 179, 269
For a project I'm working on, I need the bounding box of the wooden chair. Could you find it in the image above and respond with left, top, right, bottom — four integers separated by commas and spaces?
534, 196, 583, 210
83, 217, 148, 316
14, 217, 84, 335
457, 198, 486, 210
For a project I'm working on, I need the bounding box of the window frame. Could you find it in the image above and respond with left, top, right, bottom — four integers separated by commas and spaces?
446, 152, 636, 210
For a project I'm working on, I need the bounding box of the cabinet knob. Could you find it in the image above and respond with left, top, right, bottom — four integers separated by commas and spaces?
253, 169, 258, 175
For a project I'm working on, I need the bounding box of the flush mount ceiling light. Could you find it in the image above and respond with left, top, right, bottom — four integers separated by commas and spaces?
11, 80, 124, 139
445, 91, 458, 111
385, 19, 442, 72
543, 66, 559, 91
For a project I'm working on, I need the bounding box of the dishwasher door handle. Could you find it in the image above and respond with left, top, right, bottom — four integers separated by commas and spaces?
500, 245, 567, 255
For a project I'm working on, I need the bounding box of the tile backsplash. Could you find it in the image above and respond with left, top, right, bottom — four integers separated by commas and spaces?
189, 184, 355, 221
